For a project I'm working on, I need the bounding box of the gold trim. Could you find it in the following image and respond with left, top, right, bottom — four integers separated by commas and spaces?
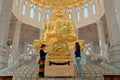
29, 0, 89, 9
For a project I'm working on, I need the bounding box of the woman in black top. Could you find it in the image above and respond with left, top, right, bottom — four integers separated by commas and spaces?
75, 42, 82, 77
40, 45, 47, 60
39, 44, 47, 77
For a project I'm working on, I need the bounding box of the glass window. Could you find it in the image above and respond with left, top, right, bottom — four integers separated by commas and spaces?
22, 5, 26, 16
82, 3, 89, 18
92, 4, 96, 15
38, 7, 42, 21
30, 8, 35, 19
29, 4, 36, 19
77, 12, 80, 21
90, 0, 96, 15
84, 8, 89, 18
68, 13, 72, 19
68, 8, 72, 19
76, 7, 80, 21
46, 13, 49, 20
46, 9, 51, 20
38, 12, 41, 21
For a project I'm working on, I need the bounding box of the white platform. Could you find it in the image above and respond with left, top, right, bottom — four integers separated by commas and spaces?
44, 65, 75, 77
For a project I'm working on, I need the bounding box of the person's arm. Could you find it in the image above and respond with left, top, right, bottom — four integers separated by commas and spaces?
43, 50, 47, 55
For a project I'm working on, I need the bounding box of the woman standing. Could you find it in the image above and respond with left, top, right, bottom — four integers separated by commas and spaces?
39, 44, 47, 77
75, 42, 82, 77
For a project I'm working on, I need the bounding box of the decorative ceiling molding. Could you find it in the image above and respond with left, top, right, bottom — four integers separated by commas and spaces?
29, 0, 89, 9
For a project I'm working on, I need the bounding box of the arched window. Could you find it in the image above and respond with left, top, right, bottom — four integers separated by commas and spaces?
22, 0, 27, 16
84, 8, 88, 18
91, 0, 96, 15
38, 7, 42, 22
82, 3, 89, 18
22, 5, 26, 16
38, 12, 41, 22
30, 8, 34, 19
68, 8, 72, 19
29, 4, 36, 19
46, 9, 51, 20
76, 7, 80, 21
92, 5, 96, 15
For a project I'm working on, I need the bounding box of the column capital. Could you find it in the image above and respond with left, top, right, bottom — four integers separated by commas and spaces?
96, 20, 104, 26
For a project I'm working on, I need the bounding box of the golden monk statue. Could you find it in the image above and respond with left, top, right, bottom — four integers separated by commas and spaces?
33, 9, 84, 77
33, 9, 84, 54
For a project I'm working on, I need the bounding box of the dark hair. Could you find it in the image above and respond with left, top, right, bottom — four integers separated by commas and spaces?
40, 44, 46, 48
75, 42, 80, 48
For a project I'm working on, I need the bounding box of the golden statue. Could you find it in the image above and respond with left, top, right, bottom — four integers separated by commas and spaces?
31, 1, 87, 77
33, 9, 84, 53
32, 8, 85, 77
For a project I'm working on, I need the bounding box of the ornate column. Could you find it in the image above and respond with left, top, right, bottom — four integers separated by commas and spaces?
0, 0, 13, 69
11, 21, 22, 63
96, 20, 109, 62
104, 0, 120, 71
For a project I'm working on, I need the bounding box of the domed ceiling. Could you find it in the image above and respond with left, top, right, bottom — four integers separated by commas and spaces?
29, 0, 89, 8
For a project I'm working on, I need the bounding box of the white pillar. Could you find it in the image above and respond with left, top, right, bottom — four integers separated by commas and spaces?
0, 0, 13, 69
96, 20, 109, 62
11, 21, 22, 63
104, 0, 120, 71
